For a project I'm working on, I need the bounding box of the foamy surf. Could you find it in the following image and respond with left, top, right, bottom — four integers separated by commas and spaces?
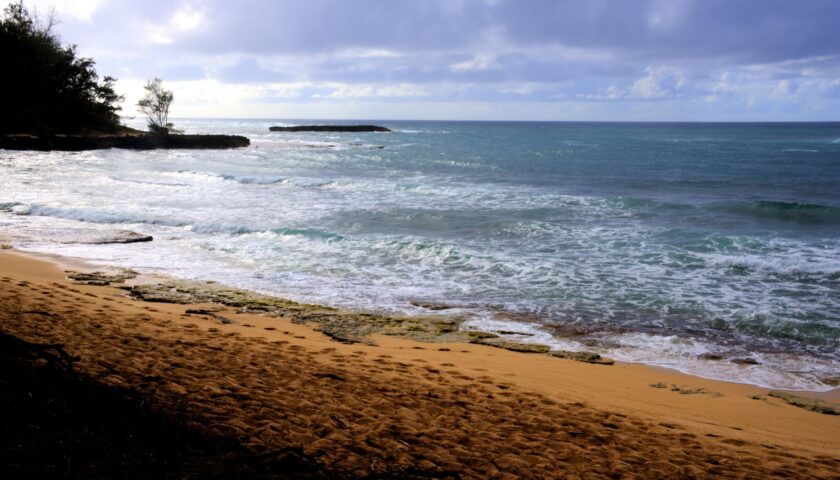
2, 119, 839, 391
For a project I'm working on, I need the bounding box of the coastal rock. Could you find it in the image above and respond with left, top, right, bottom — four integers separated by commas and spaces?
821, 377, 840, 387
496, 330, 535, 336
185, 309, 236, 325
432, 319, 459, 333
731, 357, 760, 365
269, 125, 391, 133
767, 391, 838, 415
650, 382, 722, 396
466, 331, 499, 340
549, 350, 615, 365
67, 269, 137, 286
349, 143, 385, 149
120, 280, 530, 347
126, 285, 195, 304
698, 353, 724, 361
88, 230, 153, 244
0, 225, 151, 245
0, 134, 250, 151
410, 300, 458, 311
472, 337, 551, 353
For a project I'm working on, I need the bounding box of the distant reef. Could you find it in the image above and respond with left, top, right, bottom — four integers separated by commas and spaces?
0, 134, 250, 151
269, 125, 391, 132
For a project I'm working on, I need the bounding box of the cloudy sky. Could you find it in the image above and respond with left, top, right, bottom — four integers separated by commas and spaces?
22, 0, 840, 121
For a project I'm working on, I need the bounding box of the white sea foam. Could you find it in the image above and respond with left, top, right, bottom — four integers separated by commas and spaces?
2, 119, 839, 391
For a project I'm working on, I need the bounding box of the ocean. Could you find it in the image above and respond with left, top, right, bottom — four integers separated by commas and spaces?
2, 120, 839, 390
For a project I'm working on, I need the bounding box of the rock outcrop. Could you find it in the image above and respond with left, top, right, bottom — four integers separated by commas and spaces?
0, 134, 250, 151
269, 125, 391, 132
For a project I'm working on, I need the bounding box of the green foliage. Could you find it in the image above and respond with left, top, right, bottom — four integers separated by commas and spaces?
137, 78, 177, 135
0, 1, 123, 134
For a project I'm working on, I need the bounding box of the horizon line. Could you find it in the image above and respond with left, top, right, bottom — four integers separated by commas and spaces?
137, 117, 840, 124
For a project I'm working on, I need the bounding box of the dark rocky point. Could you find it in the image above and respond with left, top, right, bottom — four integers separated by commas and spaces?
821, 377, 840, 387
731, 357, 760, 365
0, 134, 250, 151
269, 125, 391, 132
90, 230, 153, 244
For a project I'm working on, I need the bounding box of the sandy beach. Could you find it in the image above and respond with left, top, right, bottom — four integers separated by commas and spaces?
1, 249, 838, 478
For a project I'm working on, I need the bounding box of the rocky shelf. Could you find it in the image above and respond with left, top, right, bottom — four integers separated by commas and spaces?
269, 125, 391, 132
0, 134, 250, 151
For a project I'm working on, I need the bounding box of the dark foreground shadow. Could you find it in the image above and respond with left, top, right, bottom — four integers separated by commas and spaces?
0, 333, 327, 480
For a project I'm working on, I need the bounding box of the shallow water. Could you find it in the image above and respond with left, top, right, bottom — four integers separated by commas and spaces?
2, 119, 839, 390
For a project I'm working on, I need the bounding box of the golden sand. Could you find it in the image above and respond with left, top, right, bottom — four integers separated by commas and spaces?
1, 250, 838, 478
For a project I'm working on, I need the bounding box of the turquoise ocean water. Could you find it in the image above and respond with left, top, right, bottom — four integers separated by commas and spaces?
2, 120, 839, 390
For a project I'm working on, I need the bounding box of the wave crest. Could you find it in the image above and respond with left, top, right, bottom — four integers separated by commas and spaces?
721, 200, 840, 225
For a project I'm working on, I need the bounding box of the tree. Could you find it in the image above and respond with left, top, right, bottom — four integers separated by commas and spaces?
137, 78, 175, 135
0, 1, 123, 133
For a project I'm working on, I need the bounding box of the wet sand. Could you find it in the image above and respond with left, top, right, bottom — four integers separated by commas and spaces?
1, 250, 838, 478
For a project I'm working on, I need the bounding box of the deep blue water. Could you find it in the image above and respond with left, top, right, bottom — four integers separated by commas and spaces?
2, 120, 839, 389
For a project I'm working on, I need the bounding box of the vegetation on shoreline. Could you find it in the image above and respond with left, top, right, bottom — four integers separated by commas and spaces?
0, 2, 123, 134
0, 4, 249, 151
138, 78, 180, 135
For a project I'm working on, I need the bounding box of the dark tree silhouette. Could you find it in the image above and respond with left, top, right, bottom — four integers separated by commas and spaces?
0, 1, 123, 134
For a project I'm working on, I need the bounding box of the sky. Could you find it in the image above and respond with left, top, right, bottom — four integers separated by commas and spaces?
20, 0, 840, 121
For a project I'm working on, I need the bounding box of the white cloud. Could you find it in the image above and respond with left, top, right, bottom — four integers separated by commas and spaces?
451, 53, 499, 72
770, 79, 800, 99
327, 83, 432, 98
628, 66, 685, 98
120, 78, 304, 118
646, 0, 693, 32
584, 67, 687, 100
603, 85, 623, 100
500, 83, 540, 95
171, 4, 205, 32
820, 79, 840, 98
142, 2, 205, 45
450, 25, 507, 72
524, 44, 614, 63
334, 48, 403, 59
326, 84, 376, 98
711, 72, 735, 95
119, 78, 438, 119
25, 0, 106, 22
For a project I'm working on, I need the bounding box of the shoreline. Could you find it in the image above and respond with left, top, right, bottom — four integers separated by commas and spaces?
1, 248, 839, 477
7, 242, 838, 395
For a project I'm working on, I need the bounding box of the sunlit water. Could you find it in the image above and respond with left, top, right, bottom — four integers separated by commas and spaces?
2, 119, 839, 390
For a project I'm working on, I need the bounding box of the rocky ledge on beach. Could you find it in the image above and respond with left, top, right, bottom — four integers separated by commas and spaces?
269, 125, 391, 132
123, 279, 615, 365
0, 134, 250, 151
0, 227, 152, 245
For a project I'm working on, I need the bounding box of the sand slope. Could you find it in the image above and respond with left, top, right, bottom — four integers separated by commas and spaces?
1, 251, 838, 479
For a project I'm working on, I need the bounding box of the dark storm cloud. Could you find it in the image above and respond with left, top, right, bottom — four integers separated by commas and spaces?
84, 0, 839, 63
